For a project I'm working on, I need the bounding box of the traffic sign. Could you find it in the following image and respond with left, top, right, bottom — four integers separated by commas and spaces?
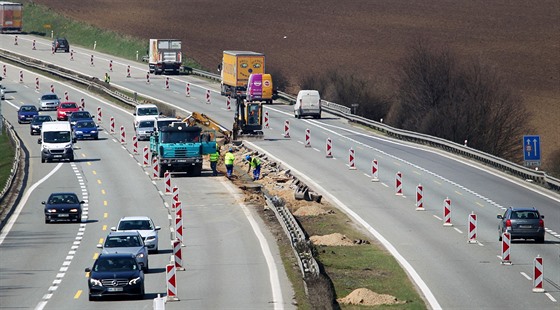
523, 135, 541, 165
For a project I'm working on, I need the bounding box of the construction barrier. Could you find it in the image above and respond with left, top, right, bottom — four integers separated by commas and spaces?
96, 107, 102, 123
326, 138, 333, 158
126, 65, 131, 78
206, 89, 210, 104
32, 39, 36, 50
35, 77, 39, 92
110, 117, 115, 134
468, 212, 477, 243
51, 45, 55, 55
132, 135, 138, 154
175, 201, 183, 219
173, 239, 185, 270
146, 72, 150, 84
226, 96, 231, 110
153, 294, 165, 310
349, 148, 356, 170
164, 171, 172, 195
172, 186, 179, 209
142, 146, 149, 167
90, 54, 94, 67
395, 171, 403, 195
186, 83, 190, 97
109, 60, 113, 72
305, 128, 311, 147
2, 64, 6, 78
80, 98, 85, 110
533, 256, 544, 292
264, 111, 269, 128
165, 264, 179, 301
14, 35, 17, 45
371, 159, 379, 181
165, 77, 170, 90
152, 156, 159, 179
50, 84, 55, 93
19, 70, 23, 83
443, 197, 452, 226
416, 184, 424, 210
70, 50, 74, 61
284, 120, 290, 138
175, 210, 184, 245
501, 232, 511, 265
64, 91, 69, 101
120, 126, 126, 144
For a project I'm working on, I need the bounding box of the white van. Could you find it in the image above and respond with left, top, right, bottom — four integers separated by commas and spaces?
133, 104, 159, 128
294, 90, 321, 119
38, 121, 75, 163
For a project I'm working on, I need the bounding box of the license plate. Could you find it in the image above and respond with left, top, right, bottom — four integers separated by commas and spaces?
519, 225, 531, 229
58, 214, 69, 217
177, 159, 186, 162
107, 287, 123, 292
53, 155, 63, 158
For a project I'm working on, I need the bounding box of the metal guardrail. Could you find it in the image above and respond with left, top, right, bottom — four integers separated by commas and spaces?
0, 118, 20, 203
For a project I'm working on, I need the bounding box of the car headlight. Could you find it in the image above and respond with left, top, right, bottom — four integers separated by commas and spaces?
136, 253, 144, 259
146, 236, 156, 241
91, 130, 97, 133
65, 144, 72, 149
46, 209, 57, 213
69, 208, 79, 213
129, 277, 141, 285
89, 278, 102, 286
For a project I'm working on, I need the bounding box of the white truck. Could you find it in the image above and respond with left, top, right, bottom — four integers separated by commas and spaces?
148, 39, 182, 75
38, 121, 75, 163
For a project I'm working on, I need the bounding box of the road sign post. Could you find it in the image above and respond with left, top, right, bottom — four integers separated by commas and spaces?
523, 135, 541, 167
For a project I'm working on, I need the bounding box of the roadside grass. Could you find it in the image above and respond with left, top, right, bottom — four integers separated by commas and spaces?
0, 128, 16, 192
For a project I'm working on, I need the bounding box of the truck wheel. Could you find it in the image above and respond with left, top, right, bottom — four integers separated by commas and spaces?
192, 164, 202, 176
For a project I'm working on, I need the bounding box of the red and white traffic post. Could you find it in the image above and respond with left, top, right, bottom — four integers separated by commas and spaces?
110, 117, 115, 134
500, 232, 511, 265
165, 77, 170, 90
96, 107, 102, 123
533, 256, 544, 293
35, 77, 40, 92
443, 197, 452, 226
14, 35, 18, 45
32, 39, 36, 50
152, 156, 159, 179
142, 146, 149, 167
19, 70, 23, 83
109, 60, 113, 72
226, 96, 231, 110
326, 138, 333, 158
415, 184, 425, 210
185, 83, 190, 97
146, 72, 150, 84
175, 205, 184, 247
173, 239, 185, 271
264, 111, 269, 128
132, 135, 138, 154
283, 120, 290, 138
305, 128, 311, 147
51, 44, 55, 54
395, 171, 403, 195
371, 159, 379, 181
2, 64, 6, 78
206, 89, 210, 104
120, 126, 126, 144
171, 186, 179, 209
70, 50, 74, 61
50, 84, 55, 93
468, 212, 477, 243
349, 148, 356, 170
165, 264, 179, 301
80, 98, 85, 110
164, 171, 172, 195
64, 91, 69, 101
90, 54, 94, 67
126, 65, 131, 78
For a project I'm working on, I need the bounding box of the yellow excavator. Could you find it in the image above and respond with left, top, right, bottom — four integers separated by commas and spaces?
232, 97, 264, 141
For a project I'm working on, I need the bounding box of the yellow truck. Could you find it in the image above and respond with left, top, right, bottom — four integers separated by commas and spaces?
219, 51, 265, 99
0, 2, 22, 33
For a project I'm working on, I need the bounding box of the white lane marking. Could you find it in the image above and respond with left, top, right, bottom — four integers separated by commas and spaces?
545, 293, 557, 302
520, 272, 531, 280
433, 215, 443, 221
245, 141, 441, 310
221, 179, 284, 310
0, 163, 63, 245
453, 228, 463, 234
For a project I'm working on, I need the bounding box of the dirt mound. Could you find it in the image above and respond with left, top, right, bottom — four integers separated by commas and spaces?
337, 288, 405, 306
293, 204, 328, 216
310, 233, 354, 246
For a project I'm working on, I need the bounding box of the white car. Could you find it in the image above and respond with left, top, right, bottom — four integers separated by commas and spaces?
111, 216, 160, 253
133, 104, 159, 129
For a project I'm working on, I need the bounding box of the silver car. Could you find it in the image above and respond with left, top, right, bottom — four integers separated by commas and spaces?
111, 216, 160, 253
38, 93, 61, 111
135, 120, 155, 141
97, 231, 149, 270
497, 207, 545, 243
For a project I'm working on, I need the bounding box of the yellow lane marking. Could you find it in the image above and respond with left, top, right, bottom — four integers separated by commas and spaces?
476, 202, 485, 208
104, 212, 108, 218
74, 290, 82, 299
104, 200, 107, 206
102, 225, 107, 231
433, 180, 442, 185
86, 162, 91, 166
99, 238, 104, 244
455, 191, 463, 196
97, 179, 102, 184
101, 189, 106, 195
93, 253, 99, 259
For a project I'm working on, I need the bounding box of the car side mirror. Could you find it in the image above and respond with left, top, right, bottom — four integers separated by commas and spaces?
110, 227, 116, 231
41, 201, 46, 205
72, 138, 77, 143
80, 201, 85, 204
133, 112, 136, 116
96, 244, 103, 249
37, 138, 42, 144
85, 268, 91, 272
497, 215, 503, 219
155, 226, 161, 231
540, 215, 544, 219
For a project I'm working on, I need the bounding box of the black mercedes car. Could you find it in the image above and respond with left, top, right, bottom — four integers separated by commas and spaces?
42, 192, 84, 223
85, 253, 145, 301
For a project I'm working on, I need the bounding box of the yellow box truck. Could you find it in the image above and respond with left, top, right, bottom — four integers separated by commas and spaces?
219, 51, 265, 99
0, 2, 22, 33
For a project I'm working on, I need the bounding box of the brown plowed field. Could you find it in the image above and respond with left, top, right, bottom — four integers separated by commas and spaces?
34, 0, 560, 164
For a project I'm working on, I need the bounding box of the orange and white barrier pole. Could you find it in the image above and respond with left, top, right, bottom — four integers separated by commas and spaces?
50, 84, 55, 93
172, 186, 179, 209
371, 159, 379, 181
80, 98, 85, 110
19, 70, 23, 83
395, 171, 403, 195
443, 197, 452, 226
64, 91, 69, 101
90, 54, 94, 67
2, 65, 6, 78
32, 39, 36, 50
109, 60, 113, 72
415, 184, 425, 210
14, 35, 18, 45
175, 213, 184, 246
468, 212, 477, 243
70, 50, 74, 61
146, 72, 150, 84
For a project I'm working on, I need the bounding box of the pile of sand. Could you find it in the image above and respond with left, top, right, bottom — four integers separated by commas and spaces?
310, 233, 355, 246
293, 204, 328, 216
337, 288, 405, 306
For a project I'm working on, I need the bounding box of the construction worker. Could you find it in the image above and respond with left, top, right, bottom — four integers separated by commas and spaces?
246, 155, 261, 181
224, 147, 235, 178
209, 146, 220, 176
104, 72, 111, 84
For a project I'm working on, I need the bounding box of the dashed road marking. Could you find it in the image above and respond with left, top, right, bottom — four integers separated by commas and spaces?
520, 272, 531, 280
74, 290, 82, 299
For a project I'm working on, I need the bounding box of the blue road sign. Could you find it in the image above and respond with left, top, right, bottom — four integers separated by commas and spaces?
523, 135, 541, 161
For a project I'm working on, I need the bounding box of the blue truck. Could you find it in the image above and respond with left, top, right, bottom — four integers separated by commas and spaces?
149, 122, 216, 177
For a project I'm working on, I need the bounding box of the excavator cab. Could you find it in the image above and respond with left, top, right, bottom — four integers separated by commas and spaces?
233, 98, 263, 140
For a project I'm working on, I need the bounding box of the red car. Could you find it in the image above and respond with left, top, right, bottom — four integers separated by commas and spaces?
57, 102, 80, 121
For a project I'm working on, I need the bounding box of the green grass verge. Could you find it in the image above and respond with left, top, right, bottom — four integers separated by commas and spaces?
22, 3, 201, 69
0, 127, 16, 192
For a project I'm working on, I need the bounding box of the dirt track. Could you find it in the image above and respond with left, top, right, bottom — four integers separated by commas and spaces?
32, 0, 560, 162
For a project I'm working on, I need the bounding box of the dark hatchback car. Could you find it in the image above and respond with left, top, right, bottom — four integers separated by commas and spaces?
85, 253, 145, 301
498, 207, 545, 243
53, 37, 70, 53
30, 115, 53, 135
17, 105, 39, 124
43, 192, 84, 223
68, 110, 93, 127
74, 119, 99, 140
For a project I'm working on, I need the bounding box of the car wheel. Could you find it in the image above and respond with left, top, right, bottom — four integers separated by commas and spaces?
41, 156, 46, 163
88, 294, 96, 301
45, 217, 50, 224
536, 236, 545, 243
144, 261, 149, 272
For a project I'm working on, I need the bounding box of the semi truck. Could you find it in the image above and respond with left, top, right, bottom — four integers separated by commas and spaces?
219, 51, 265, 99
148, 39, 182, 75
149, 122, 217, 177
0, 2, 22, 33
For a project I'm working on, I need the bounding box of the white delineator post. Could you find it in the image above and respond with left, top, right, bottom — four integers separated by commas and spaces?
264, 111, 269, 128
110, 117, 115, 134
533, 256, 544, 293
186, 83, 190, 97
120, 126, 126, 144
132, 135, 138, 154
443, 197, 452, 226
164, 171, 172, 195
109, 60, 113, 72
501, 232, 511, 265
415, 184, 424, 210
305, 128, 311, 147
152, 156, 159, 179
35, 77, 40, 92
371, 159, 379, 181
165, 77, 170, 90
50, 84, 55, 93
19, 70, 23, 83
226, 96, 231, 110
126, 65, 131, 78
97, 107, 102, 123
395, 171, 403, 195
283, 120, 290, 138
172, 186, 179, 209
142, 146, 149, 167
64, 91, 69, 101
326, 138, 333, 158
173, 239, 185, 271
206, 89, 210, 104
348, 148, 356, 170
468, 212, 477, 243
166, 264, 179, 301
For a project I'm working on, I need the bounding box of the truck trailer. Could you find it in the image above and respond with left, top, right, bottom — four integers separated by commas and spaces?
148, 39, 182, 75
0, 2, 22, 33
219, 51, 265, 99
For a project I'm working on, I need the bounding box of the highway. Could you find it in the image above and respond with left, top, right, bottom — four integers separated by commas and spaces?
0, 61, 294, 309
1, 35, 559, 309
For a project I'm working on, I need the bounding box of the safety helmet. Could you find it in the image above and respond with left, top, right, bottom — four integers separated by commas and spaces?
245, 155, 251, 161
229, 147, 233, 152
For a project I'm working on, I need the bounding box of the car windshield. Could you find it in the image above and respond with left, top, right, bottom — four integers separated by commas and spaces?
94, 257, 138, 272
61, 103, 77, 109
139, 120, 155, 128
76, 121, 95, 128
511, 211, 539, 219
105, 235, 142, 248
33, 116, 51, 122
161, 131, 199, 143
43, 131, 71, 143
137, 107, 158, 116
21, 106, 37, 112
72, 112, 91, 119
42, 94, 58, 100
48, 194, 79, 204
118, 220, 153, 230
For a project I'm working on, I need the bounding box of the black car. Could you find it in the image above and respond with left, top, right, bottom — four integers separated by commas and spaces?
68, 110, 93, 127
497, 207, 545, 243
85, 253, 145, 301
30, 115, 53, 135
42, 192, 84, 223
53, 37, 70, 53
